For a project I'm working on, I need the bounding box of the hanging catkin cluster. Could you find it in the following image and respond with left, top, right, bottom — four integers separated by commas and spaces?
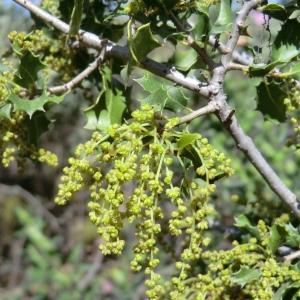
55, 104, 234, 298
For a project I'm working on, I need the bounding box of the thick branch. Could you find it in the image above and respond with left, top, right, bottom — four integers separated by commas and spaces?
12, 0, 211, 98
217, 100, 300, 218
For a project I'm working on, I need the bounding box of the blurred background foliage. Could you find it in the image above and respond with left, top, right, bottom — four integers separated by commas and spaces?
1, 0, 300, 299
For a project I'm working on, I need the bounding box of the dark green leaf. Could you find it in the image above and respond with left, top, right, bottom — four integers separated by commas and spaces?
24, 112, 51, 146
69, 0, 84, 36
272, 282, 300, 300
234, 215, 260, 239
14, 51, 45, 88
129, 23, 161, 64
256, 81, 287, 122
248, 62, 279, 77
274, 19, 300, 50
261, 4, 287, 20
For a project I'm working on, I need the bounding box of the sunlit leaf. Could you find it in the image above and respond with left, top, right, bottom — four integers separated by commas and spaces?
231, 266, 261, 287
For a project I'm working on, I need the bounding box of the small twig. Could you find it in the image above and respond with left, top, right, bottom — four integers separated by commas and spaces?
166, 7, 215, 69
227, 62, 249, 72
178, 101, 218, 124
209, 35, 253, 66
222, 0, 263, 67
284, 249, 300, 262
48, 54, 104, 95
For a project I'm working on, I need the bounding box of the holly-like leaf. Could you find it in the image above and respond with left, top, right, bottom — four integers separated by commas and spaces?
272, 282, 300, 300
14, 51, 45, 89
211, 0, 233, 34
69, 0, 84, 37
261, 4, 287, 21
84, 66, 126, 131
9, 92, 64, 118
0, 103, 12, 119
231, 266, 261, 287
274, 19, 300, 50
256, 81, 287, 122
129, 23, 161, 64
285, 223, 300, 248
248, 62, 279, 77
134, 71, 188, 112
174, 45, 198, 71
189, 12, 209, 41
234, 215, 260, 239
177, 133, 201, 150
268, 224, 283, 254
24, 112, 51, 146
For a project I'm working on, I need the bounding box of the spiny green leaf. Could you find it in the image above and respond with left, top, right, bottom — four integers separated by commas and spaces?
268, 224, 283, 254
69, 0, 84, 37
134, 72, 188, 112
256, 81, 287, 122
0, 103, 12, 119
177, 133, 201, 150
84, 66, 126, 131
14, 51, 45, 88
261, 4, 287, 20
189, 12, 209, 41
234, 215, 260, 239
24, 112, 51, 146
272, 282, 300, 300
285, 223, 300, 248
231, 266, 261, 287
174, 45, 198, 71
9, 92, 64, 118
274, 19, 300, 50
129, 23, 161, 64
248, 62, 279, 77
211, 0, 233, 34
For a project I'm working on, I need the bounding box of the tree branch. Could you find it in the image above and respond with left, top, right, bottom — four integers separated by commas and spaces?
210, 0, 300, 218
12, 0, 211, 98
12, 0, 300, 217
48, 54, 104, 95
222, 0, 262, 67
165, 8, 215, 69
284, 249, 300, 262
178, 101, 218, 125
